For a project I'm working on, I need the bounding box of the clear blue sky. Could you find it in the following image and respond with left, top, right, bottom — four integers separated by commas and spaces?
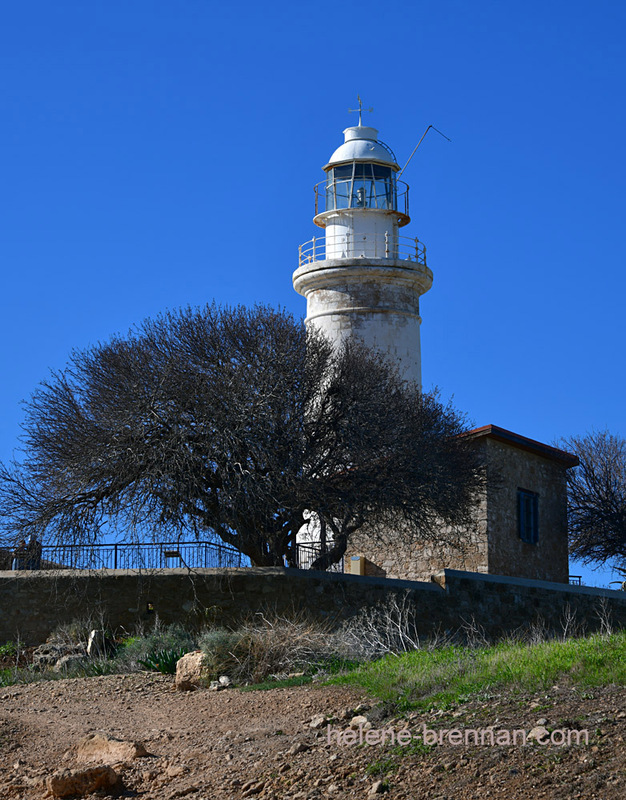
1, 1, 624, 587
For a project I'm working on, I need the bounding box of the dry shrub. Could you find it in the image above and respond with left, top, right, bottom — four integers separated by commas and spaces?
196, 628, 245, 678
198, 611, 338, 683
457, 616, 490, 648
595, 598, 614, 636
47, 611, 110, 647
337, 592, 424, 659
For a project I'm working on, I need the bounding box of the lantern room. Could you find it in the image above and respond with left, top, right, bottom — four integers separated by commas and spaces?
313, 124, 410, 229
308, 123, 413, 262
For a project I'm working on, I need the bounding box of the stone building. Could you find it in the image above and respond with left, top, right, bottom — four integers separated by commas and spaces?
344, 424, 578, 585
293, 111, 578, 585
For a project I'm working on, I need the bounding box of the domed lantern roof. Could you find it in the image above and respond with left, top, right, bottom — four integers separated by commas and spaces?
325, 125, 399, 171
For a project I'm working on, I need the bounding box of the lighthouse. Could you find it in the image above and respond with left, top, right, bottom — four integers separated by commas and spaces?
293, 113, 433, 387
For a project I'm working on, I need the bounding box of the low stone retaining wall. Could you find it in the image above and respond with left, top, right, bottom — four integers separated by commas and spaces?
0, 567, 624, 645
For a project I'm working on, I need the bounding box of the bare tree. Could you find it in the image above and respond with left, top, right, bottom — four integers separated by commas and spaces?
559, 430, 626, 570
0, 304, 484, 568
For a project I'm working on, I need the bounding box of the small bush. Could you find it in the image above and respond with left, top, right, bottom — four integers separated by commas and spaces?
239, 614, 337, 683
75, 658, 121, 677
0, 668, 17, 687
118, 635, 141, 650
0, 665, 58, 688
139, 647, 188, 675
337, 593, 423, 660
115, 622, 196, 671
0, 642, 17, 660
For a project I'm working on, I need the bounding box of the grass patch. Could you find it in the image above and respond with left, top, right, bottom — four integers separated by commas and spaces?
0, 668, 20, 687
366, 755, 397, 776
364, 740, 435, 776
0, 642, 17, 660
331, 631, 626, 711
0, 666, 62, 688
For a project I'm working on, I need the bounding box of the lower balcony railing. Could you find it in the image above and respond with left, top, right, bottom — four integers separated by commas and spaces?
299, 233, 426, 267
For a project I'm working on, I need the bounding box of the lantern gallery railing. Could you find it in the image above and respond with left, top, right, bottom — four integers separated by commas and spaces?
314, 178, 409, 217
298, 233, 427, 267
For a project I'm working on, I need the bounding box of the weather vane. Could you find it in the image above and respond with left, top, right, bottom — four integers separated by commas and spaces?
348, 95, 373, 126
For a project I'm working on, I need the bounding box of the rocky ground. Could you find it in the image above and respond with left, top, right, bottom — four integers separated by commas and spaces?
0, 672, 624, 799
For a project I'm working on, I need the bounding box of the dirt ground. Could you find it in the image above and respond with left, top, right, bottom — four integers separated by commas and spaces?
0, 673, 624, 799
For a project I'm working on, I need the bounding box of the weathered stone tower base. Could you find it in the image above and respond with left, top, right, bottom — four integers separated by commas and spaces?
293, 257, 432, 386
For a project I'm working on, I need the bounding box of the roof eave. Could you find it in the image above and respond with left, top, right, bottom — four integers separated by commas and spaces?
462, 424, 579, 467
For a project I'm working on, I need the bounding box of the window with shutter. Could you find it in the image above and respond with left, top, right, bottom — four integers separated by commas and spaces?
518, 489, 539, 544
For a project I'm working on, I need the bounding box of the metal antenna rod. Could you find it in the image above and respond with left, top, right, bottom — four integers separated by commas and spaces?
398, 125, 452, 178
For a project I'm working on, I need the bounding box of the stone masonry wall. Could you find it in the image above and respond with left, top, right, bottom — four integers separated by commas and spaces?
485, 438, 569, 583
343, 436, 570, 584
0, 567, 625, 646
344, 507, 489, 582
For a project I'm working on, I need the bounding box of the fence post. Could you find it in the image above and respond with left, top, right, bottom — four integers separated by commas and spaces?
114, 543, 118, 570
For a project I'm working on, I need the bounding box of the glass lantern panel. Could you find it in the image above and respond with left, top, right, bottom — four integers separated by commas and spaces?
326, 165, 352, 210
326, 164, 396, 211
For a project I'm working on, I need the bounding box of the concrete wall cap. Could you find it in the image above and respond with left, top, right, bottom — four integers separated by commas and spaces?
441, 568, 626, 600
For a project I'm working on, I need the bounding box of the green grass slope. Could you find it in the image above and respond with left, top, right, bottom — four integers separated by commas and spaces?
332, 631, 626, 711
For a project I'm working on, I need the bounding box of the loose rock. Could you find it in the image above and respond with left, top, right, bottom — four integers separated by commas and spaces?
288, 742, 310, 755
53, 654, 88, 674
242, 780, 265, 797
74, 732, 149, 764
527, 725, 550, 743
349, 715, 371, 730
175, 650, 210, 691
46, 765, 122, 798
32, 643, 85, 670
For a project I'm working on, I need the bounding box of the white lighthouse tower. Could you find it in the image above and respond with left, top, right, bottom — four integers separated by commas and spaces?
293, 112, 433, 387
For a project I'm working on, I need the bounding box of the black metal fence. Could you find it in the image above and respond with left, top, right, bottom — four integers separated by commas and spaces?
41, 541, 249, 571
295, 542, 344, 573
39, 540, 344, 573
